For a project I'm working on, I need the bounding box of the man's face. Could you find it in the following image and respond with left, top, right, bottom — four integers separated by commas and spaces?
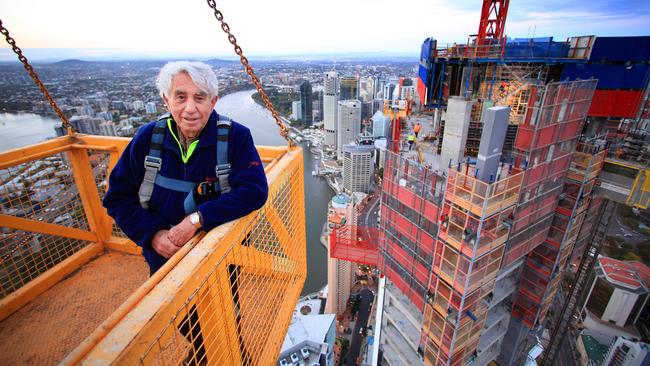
163, 72, 218, 139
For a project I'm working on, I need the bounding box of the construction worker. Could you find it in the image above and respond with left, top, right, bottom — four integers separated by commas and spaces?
407, 134, 415, 150
414, 123, 422, 138
103, 61, 268, 365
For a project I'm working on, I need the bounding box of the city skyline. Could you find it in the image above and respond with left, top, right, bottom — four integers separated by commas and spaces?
1, 0, 649, 61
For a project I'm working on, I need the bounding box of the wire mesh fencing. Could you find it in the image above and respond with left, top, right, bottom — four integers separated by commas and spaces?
127, 148, 307, 366
87, 148, 127, 238
0, 151, 92, 298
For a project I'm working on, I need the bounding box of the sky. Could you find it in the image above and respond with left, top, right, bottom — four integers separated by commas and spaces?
0, 0, 649, 61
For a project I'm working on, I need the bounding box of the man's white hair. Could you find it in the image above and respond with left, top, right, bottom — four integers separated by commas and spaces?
156, 61, 219, 99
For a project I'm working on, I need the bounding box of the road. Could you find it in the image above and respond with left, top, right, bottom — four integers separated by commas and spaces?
345, 288, 374, 366
607, 210, 647, 244
363, 196, 380, 228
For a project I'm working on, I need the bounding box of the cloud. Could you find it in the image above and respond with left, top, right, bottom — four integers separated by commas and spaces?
506, 8, 650, 39
1, 0, 649, 59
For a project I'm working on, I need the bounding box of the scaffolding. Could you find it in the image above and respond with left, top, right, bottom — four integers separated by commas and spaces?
421, 162, 522, 366
504, 80, 598, 265
507, 81, 598, 333
540, 198, 616, 366
378, 150, 445, 311
329, 225, 380, 266
0, 136, 306, 365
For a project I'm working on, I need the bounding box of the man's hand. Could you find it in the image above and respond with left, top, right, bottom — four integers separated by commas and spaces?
168, 215, 199, 247
152, 229, 181, 259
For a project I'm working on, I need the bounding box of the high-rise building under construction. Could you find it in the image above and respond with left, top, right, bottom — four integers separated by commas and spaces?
331, 31, 650, 365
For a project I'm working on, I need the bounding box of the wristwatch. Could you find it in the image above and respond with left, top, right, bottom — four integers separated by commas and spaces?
190, 212, 202, 228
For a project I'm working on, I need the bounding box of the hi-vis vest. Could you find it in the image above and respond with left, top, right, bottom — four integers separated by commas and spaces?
138, 114, 232, 215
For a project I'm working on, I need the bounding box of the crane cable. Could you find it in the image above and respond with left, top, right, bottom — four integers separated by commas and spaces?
0, 19, 75, 135
206, 0, 293, 148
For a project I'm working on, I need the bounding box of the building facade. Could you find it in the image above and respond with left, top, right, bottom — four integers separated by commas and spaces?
340, 75, 359, 101
342, 144, 375, 194
292, 100, 302, 121
323, 72, 339, 147
602, 336, 650, 366
300, 80, 313, 126
336, 100, 361, 160
326, 194, 357, 315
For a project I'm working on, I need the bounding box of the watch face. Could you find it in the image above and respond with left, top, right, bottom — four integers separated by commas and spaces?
191, 213, 200, 225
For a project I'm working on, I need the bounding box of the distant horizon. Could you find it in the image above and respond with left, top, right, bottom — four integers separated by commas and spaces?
2, 0, 649, 64
0, 48, 420, 63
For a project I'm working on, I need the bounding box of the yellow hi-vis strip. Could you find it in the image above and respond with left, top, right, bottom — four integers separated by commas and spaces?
167, 118, 199, 164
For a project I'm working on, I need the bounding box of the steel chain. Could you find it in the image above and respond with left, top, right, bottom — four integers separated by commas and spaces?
205, 0, 292, 146
0, 19, 74, 134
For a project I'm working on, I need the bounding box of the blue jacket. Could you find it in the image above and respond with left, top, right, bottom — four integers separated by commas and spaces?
103, 110, 268, 272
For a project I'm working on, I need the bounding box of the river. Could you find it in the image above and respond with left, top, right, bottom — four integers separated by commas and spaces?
0, 113, 60, 151
0, 90, 331, 295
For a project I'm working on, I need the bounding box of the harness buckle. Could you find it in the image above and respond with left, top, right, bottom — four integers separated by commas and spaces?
144, 156, 162, 170
216, 164, 231, 176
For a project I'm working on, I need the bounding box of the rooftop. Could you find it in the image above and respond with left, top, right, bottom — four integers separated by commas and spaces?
598, 256, 650, 291
281, 314, 335, 353
332, 193, 350, 207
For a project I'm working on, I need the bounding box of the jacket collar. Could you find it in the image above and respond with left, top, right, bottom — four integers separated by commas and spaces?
162, 110, 220, 154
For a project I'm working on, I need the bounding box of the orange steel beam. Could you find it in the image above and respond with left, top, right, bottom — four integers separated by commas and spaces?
266, 205, 295, 250
75, 134, 131, 148
0, 136, 73, 169
69, 143, 117, 151
67, 147, 112, 244
0, 145, 70, 169
200, 260, 244, 365
0, 214, 97, 242
256, 145, 289, 156
104, 237, 142, 255
0, 241, 103, 321
236, 246, 298, 278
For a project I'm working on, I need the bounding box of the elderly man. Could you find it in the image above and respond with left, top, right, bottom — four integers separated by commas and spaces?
104, 61, 267, 271
103, 61, 268, 364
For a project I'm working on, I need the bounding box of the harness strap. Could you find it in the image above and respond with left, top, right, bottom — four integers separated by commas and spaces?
216, 115, 231, 194
138, 113, 232, 215
153, 175, 198, 214
138, 118, 166, 209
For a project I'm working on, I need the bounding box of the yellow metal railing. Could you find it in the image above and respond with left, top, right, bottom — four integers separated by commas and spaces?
0, 135, 306, 365
628, 168, 650, 209
0, 136, 127, 311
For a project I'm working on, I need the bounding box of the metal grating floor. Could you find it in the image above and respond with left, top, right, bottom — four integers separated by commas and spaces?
0, 250, 149, 365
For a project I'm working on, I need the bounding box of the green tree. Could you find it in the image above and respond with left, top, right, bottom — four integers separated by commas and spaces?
338, 337, 350, 365
638, 241, 650, 263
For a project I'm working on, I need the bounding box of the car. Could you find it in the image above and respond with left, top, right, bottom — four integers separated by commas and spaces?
624, 233, 634, 238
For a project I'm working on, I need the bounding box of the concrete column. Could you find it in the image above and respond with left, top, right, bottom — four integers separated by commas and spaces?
441, 97, 474, 173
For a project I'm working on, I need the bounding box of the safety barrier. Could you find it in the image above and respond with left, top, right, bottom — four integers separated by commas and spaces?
0, 135, 306, 365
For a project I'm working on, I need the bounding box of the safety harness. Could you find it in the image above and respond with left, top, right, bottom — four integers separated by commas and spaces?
138, 114, 232, 215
